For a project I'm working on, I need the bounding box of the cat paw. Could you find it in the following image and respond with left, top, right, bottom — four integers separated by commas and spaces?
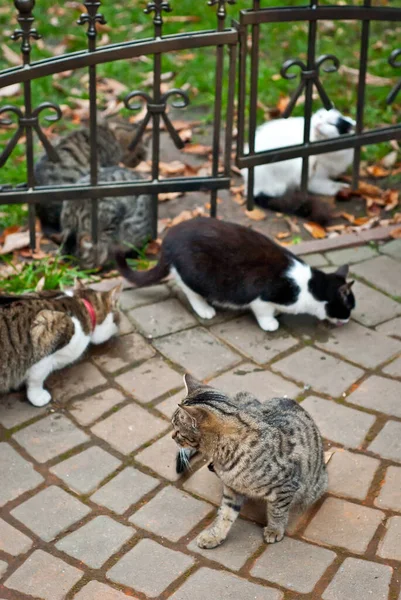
258, 317, 279, 332
27, 388, 52, 407
197, 529, 225, 549
194, 304, 216, 320
263, 526, 285, 544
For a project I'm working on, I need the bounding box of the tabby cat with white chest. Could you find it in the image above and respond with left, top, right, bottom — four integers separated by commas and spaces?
0, 281, 121, 407
172, 374, 328, 547
116, 217, 355, 331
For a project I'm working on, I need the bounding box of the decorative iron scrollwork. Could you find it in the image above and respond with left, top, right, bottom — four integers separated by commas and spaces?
0, 103, 62, 168
11, 0, 41, 61
280, 54, 340, 118
77, 0, 106, 40
387, 49, 401, 105
124, 89, 190, 152
144, 1, 172, 27
208, 0, 236, 20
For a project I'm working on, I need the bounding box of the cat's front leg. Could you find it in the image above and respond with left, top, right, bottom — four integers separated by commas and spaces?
308, 177, 349, 196
250, 299, 279, 332
26, 356, 54, 407
197, 486, 244, 549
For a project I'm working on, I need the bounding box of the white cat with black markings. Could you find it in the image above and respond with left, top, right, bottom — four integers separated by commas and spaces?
242, 108, 355, 222
116, 217, 355, 332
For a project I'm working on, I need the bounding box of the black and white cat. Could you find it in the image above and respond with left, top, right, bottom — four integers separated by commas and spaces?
242, 108, 355, 220
116, 217, 355, 332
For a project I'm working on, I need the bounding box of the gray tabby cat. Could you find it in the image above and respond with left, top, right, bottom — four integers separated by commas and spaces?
60, 166, 152, 269
172, 374, 327, 548
0, 280, 121, 407
34, 118, 147, 236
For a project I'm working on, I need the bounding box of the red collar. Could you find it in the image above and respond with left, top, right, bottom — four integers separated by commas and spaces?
81, 298, 97, 331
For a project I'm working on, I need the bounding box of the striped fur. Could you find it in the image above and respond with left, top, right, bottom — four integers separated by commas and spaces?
172, 374, 327, 548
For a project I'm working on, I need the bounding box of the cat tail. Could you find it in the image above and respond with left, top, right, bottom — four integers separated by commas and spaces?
115, 249, 170, 287
176, 447, 197, 474
254, 191, 333, 225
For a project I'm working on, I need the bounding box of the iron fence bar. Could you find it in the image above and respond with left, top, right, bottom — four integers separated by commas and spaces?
246, 0, 260, 211
352, 0, 371, 191
224, 40, 237, 177
0, 176, 232, 205
235, 17, 246, 170
240, 6, 401, 25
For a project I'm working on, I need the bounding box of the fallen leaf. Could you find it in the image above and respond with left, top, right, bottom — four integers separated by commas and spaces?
232, 193, 246, 205
284, 216, 301, 233
381, 150, 398, 169
0, 83, 20, 98
277, 95, 290, 114
1, 44, 20, 66
0, 231, 30, 255
390, 227, 401, 239
0, 225, 20, 245
357, 181, 383, 197
303, 222, 326, 239
182, 143, 212, 156
169, 207, 205, 227
276, 231, 291, 239
134, 161, 152, 174
336, 188, 356, 201
366, 164, 390, 178
178, 128, 192, 143
230, 185, 245, 195
245, 208, 266, 221
367, 203, 382, 217
159, 161, 186, 177
145, 239, 161, 255
341, 212, 356, 224
383, 189, 399, 211
158, 192, 181, 202
339, 65, 393, 86
165, 15, 201, 22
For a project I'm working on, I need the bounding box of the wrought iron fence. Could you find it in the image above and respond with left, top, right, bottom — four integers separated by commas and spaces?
0, 0, 400, 252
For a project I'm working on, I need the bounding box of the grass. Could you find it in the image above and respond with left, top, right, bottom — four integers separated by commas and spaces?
0, 0, 400, 225
0, 254, 93, 293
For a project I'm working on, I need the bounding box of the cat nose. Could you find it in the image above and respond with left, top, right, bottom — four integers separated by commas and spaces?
336, 117, 354, 135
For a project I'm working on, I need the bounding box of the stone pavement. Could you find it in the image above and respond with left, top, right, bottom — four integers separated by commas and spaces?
1, 239, 401, 600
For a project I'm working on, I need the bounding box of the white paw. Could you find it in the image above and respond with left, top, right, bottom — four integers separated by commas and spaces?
27, 388, 52, 407
194, 304, 216, 320
197, 528, 225, 549
258, 317, 279, 332
263, 526, 285, 544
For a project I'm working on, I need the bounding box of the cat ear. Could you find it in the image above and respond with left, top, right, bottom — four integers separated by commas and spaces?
178, 404, 208, 429
108, 282, 123, 307
74, 278, 85, 291
339, 280, 354, 302
184, 373, 205, 396
335, 264, 349, 279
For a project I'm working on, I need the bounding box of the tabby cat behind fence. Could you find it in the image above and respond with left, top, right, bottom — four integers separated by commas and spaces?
34, 118, 147, 236
116, 217, 355, 331
172, 374, 328, 548
60, 166, 153, 269
0, 280, 121, 407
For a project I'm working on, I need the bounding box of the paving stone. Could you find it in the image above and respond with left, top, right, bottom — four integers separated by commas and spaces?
184, 464, 223, 505
377, 516, 401, 561
91, 403, 169, 454
0, 394, 46, 429
118, 312, 135, 335
279, 313, 328, 341
383, 355, 401, 378
91, 332, 155, 372
322, 557, 392, 600
50, 446, 121, 494
115, 357, 182, 403
374, 466, 401, 512
304, 497, 384, 554
0, 443, 44, 507
155, 390, 185, 418
0, 518, 32, 555
13, 414, 89, 463
107, 538, 194, 597
315, 321, 401, 369
211, 316, 298, 364
121, 284, 170, 310
171, 567, 283, 600
376, 316, 401, 338
56, 516, 134, 569
380, 238, 401, 260
129, 298, 197, 338
351, 280, 401, 327
4, 549, 83, 600
273, 347, 363, 396
325, 245, 378, 265
301, 397, 375, 447
136, 433, 182, 481
369, 420, 401, 462
347, 375, 401, 417
11, 485, 91, 542
210, 363, 302, 400
74, 581, 135, 600
0, 560, 7, 577
251, 536, 336, 594
91, 466, 159, 514
154, 327, 241, 380
327, 449, 379, 501
352, 255, 401, 297
188, 518, 263, 571
130, 485, 212, 541
69, 388, 126, 426
302, 252, 329, 267
47, 361, 107, 401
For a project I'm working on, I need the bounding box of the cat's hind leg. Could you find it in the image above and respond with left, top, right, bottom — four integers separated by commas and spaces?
172, 268, 216, 320
197, 486, 244, 549
264, 481, 298, 543
250, 298, 279, 331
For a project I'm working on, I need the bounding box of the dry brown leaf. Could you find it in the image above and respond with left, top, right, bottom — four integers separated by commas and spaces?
232, 193, 246, 206
381, 150, 398, 169
303, 222, 326, 239
1, 44, 20, 66
245, 208, 266, 221
339, 65, 393, 86
145, 239, 161, 256
0, 225, 20, 245
165, 15, 201, 22
284, 216, 301, 233
159, 161, 186, 177
184, 163, 201, 176
182, 143, 212, 156
366, 164, 390, 178
341, 212, 356, 224
276, 231, 291, 239
134, 161, 152, 173
231, 185, 245, 195
169, 207, 205, 227
326, 224, 347, 232
383, 189, 399, 212
367, 203, 382, 217
0, 83, 20, 99
178, 128, 192, 143
390, 227, 401, 239
277, 95, 290, 114
171, 119, 200, 131
357, 181, 383, 197
158, 192, 181, 202
353, 216, 371, 226
0, 231, 30, 255
18, 247, 47, 259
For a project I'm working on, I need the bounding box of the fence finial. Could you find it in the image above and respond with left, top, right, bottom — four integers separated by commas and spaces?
144, 1, 172, 28
387, 49, 401, 105
77, 0, 106, 40
208, 0, 236, 21
11, 0, 41, 61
